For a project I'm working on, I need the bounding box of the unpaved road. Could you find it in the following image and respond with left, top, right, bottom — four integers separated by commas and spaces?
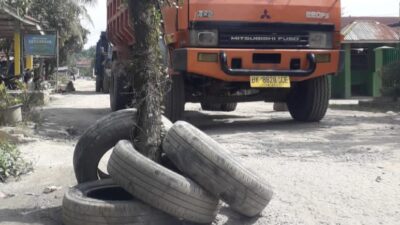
1, 79, 399, 225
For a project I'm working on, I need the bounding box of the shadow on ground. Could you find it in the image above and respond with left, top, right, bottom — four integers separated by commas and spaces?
0, 207, 62, 225
63, 91, 108, 96
36, 107, 110, 139
184, 110, 399, 135
0, 206, 263, 225
185, 110, 327, 135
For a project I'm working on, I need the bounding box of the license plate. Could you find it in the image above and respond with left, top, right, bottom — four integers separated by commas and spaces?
250, 76, 291, 88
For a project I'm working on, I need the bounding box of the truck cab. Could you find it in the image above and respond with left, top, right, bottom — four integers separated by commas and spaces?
107, 0, 342, 122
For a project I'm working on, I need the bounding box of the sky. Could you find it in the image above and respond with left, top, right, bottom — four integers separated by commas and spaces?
83, 0, 400, 49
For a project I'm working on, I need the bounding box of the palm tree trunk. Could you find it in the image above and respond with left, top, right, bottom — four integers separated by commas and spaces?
128, 0, 165, 162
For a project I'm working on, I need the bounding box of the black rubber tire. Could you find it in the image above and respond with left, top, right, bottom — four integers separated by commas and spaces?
162, 121, 273, 217
220, 103, 237, 112
73, 109, 137, 183
102, 73, 110, 94
95, 76, 102, 92
110, 61, 131, 112
62, 179, 181, 225
201, 103, 237, 112
164, 75, 185, 122
108, 140, 220, 224
201, 103, 222, 111
287, 76, 330, 122
73, 109, 173, 184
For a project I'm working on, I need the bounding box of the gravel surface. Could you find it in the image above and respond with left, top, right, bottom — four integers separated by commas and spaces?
0, 79, 399, 225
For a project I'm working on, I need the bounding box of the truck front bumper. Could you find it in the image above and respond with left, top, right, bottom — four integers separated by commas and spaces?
172, 48, 342, 82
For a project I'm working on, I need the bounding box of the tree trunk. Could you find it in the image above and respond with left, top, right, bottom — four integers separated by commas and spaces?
128, 0, 166, 162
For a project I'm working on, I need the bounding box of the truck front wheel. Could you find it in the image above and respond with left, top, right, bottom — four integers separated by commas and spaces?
164, 75, 185, 122
287, 76, 330, 122
201, 103, 237, 112
102, 74, 110, 94
95, 76, 103, 93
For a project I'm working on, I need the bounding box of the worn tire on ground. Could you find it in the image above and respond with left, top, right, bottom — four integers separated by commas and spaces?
73, 109, 172, 184
287, 76, 330, 122
73, 109, 137, 183
62, 179, 180, 225
108, 140, 220, 224
164, 75, 185, 122
162, 121, 273, 217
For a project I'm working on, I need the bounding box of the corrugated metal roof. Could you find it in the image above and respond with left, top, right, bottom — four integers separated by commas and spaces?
342, 17, 400, 28
0, 1, 43, 38
341, 20, 400, 44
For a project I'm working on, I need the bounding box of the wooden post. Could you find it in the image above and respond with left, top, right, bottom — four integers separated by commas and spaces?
13, 31, 21, 76
26, 55, 33, 70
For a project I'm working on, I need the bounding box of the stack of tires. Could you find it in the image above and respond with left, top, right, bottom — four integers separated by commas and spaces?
64, 109, 273, 225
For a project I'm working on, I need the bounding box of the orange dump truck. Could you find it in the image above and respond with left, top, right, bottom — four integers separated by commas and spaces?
107, 0, 342, 122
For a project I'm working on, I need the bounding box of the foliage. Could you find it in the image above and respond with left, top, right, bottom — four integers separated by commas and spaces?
71, 46, 95, 77
28, 0, 90, 64
0, 141, 33, 182
3, 0, 93, 77
79, 66, 93, 77
76, 46, 96, 59
0, 83, 23, 110
3, 0, 33, 15
381, 62, 400, 101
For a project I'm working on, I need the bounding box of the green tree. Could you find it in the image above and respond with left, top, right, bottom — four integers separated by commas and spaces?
72, 46, 95, 77
3, 0, 92, 77
29, 0, 90, 76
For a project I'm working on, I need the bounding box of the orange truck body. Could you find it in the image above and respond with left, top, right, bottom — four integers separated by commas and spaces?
107, 0, 342, 116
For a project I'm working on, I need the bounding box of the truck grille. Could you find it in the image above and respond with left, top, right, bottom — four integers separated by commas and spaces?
190, 22, 335, 49
219, 31, 309, 49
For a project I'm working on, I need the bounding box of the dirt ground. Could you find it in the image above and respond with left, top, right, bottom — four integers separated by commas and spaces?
0, 79, 399, 225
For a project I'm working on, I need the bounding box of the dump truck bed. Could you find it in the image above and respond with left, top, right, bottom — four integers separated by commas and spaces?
107, 0, 134, 46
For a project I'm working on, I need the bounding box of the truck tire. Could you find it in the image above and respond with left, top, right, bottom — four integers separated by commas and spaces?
110, 60, 132, 112
73, 109, 137, 183
162, 121, 273, 217
221, 103, 237, 112
164, 75, 185, 122
63, 179, 180, 225
201, 103, 222, 111
95, 76, 102, 92
108, 140, 220, 224
74, 109, 173, 184
201, 103, 237, 112
287, 76, 330, 122
102, 74, 110, 94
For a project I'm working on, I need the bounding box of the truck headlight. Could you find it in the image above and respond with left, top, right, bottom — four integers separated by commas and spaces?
309, 32, 333, 49
190, 30, 218, 47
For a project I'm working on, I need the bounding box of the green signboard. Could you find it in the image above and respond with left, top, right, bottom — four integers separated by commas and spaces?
24, 34, 57, 57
